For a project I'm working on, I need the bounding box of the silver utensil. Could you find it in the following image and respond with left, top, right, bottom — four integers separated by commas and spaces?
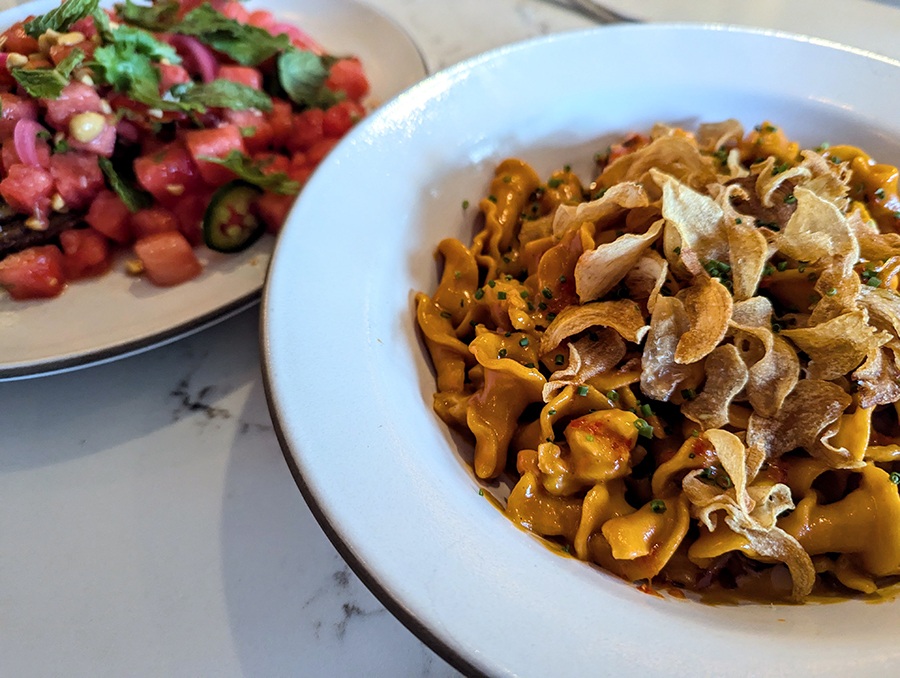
554, 0, 637, 23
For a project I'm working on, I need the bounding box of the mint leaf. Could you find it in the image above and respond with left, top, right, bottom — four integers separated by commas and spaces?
199, 151, 300, 195
25, 0, 100, 38
98, 157, 152, 213
116, 0, 179, 31
93, 41, 162, 104
91, 23, 178, 106
109, 24, 181, 63
277, 48, 343, 109
12, 49, 86, 99
174, 4, 290, 66
177, 79, 272, 111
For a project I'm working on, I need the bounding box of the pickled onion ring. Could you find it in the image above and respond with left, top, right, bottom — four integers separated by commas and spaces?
166, 34, 218, 83
13, 118, 48, 167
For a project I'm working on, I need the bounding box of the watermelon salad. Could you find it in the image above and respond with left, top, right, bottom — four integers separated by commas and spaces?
0, 0, 369, 299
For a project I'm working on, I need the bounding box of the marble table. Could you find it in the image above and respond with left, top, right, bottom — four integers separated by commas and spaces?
7, 0, 900, 675
0, 2, 593, 676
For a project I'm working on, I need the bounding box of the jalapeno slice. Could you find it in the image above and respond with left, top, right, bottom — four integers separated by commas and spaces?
202, 180, 265, 253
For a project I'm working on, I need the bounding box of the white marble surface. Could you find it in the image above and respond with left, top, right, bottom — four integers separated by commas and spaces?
0, 2, 594, 677
6, 0, 900, 676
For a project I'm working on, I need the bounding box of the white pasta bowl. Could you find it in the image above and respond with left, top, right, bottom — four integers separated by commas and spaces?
262, 24, 900, 677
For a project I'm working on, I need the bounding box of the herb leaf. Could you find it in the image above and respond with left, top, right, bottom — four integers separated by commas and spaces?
115, 0, 180, 31
12, 49, 86, 99
277, 48, 343, 109
98, 157, 153, 213
199, 151, 300, 195
91, 22, 179, 106
92, 41, 162, 104
24, 0, 99, 38
176, 79, 272, 112
175, 4, 291, 66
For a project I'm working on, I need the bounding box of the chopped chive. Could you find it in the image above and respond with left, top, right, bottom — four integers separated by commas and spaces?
462, 199, 470, 209
498, 348, 507, 358
825, 287, 837, 296
867, 276, 882, 287
577, 385, 590, 396
776, 261, 788, 271
497, 291, 507, 299
585, 434, 595, 442
488, 195, 497, 203
555, 354, 565, 365
547, 178, 563, 189
519, 337, 529, 347
875, 188, 886, 200
474, 288, 484, 300
890, 471, 900, 484
674, 246, 682, 255
541, 287, 553, 299
784, 194, 797, 204
548, 408, 557, 416
524, 362, 535, 368
606, 390, 619, 401
681, 388, 696, 400
519, 290, 529, 298
558, 275, 567, 283
440, 311, 451, 318
650, 499, 667, 514
502, 175, 512, 183
634, 418, 653, 439
487, 279, 496, 287
640, 403, 653, 418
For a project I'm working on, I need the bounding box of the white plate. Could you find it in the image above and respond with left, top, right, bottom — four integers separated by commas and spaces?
0, 0, 427, 380
262, 24, 900, 678
589, 0, 900, 59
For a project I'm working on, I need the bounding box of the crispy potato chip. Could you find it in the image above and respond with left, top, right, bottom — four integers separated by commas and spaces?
746, 379, 851, 460
623, 249, 668, 313
542, 331, 627, 402
651, 168, 728, 269
695, 119, 743, 153
574, 219, 664, 302
858, 285, 900, 339
681, 429, 814, 600
552, 182, 650, 237
754, 156, 812, 208
640, 295, 693, 400
598, 135, 720, 198
781, 309, 891, 380
682, 345, 749, 429
808, 256, 861, 326
776, 186, 859, 264
798, 150, 851, 209
540, 299, 648, 354
730, 297, 800, 417
854, 345, 900, 409
675, 276, 733, 364
726, 218, 769, 300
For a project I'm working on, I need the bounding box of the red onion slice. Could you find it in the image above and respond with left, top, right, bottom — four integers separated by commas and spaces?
166, 34, 219, 83
13, 118, 48, 167
115, 118, 141, 144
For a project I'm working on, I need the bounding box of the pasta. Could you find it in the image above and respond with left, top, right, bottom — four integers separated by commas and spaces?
415, 120, 900, 601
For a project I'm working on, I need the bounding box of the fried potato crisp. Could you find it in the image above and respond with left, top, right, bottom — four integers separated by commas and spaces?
417, 120, 900, 603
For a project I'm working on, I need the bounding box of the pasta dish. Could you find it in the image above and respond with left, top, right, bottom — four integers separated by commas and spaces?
415, 120, 900, 601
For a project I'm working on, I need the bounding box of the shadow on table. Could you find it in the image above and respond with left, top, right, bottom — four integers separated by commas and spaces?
217, 376, 459, 677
